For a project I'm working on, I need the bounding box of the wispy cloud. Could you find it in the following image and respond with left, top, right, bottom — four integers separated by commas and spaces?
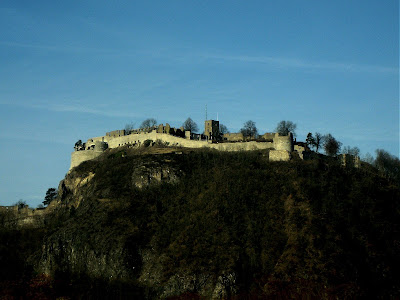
200, 53, 398, 74
2, 38, 396, 75
0, 100, 142, 118
0, 41, 114, 54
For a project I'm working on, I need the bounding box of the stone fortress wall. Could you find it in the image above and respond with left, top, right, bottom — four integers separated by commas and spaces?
71, 149, 107, 171
0, 205, 52, 227
223, 133, 244, 142
0, 206, 18, 213
70, 121, 296, 170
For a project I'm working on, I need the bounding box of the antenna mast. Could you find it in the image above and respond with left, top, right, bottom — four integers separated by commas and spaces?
205, 104, 208, 120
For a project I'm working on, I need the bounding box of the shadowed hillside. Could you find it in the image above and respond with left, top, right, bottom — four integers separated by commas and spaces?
1, 147, 399, 299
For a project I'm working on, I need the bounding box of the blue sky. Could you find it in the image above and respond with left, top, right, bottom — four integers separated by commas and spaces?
0, 0, 398, 207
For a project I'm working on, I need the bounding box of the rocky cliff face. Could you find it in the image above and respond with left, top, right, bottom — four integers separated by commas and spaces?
38, 149, 186, 281
36, 148, 236, 298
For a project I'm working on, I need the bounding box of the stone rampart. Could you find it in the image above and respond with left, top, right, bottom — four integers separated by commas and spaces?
212, 141, 273, 151
269, 150, 291, 161
273, 133, 293, 152
261, 132, 275, 140
70, 150, 103, 170
70, 129, 298, 170
0, 206, 18, 213
223, 133, 244, 142
106, 130, 125, 137
0, 205, 50, 228
106, 131, 209, 149
70, 132, 277, 170
106, 132, 274, 152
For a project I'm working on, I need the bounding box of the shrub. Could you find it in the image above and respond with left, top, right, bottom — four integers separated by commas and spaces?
143, 140, 153, 147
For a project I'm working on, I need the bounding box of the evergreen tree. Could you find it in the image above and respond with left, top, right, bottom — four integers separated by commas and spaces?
306, 133, 315, 149
43, 188, 57, 206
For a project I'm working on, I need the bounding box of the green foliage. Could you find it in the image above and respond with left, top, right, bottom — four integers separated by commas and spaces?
43, 188, 57, 206
306, 132, 315, 149
75, 140, 82, 148
74, 140, 85, 150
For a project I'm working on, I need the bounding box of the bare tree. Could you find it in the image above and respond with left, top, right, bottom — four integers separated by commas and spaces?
314, 132, 324, 153
374, 149, 400, 183
140, 118, 157, 129
183, 117, 199, 133
241, 120, 258, 139
124, 122, 136, 134
362, 153, 374, 164
342, 146, 360, 157
275, 120, 297, 137
323, 134, 342, 156
219, 124, 229, 134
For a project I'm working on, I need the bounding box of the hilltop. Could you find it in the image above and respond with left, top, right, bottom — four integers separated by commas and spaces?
0, 146, 399, 298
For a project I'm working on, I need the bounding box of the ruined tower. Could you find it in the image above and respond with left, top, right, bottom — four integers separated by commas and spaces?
204, 120, 219, 141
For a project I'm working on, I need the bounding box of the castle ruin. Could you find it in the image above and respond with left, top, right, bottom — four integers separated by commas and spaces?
70, 120, 297, 170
